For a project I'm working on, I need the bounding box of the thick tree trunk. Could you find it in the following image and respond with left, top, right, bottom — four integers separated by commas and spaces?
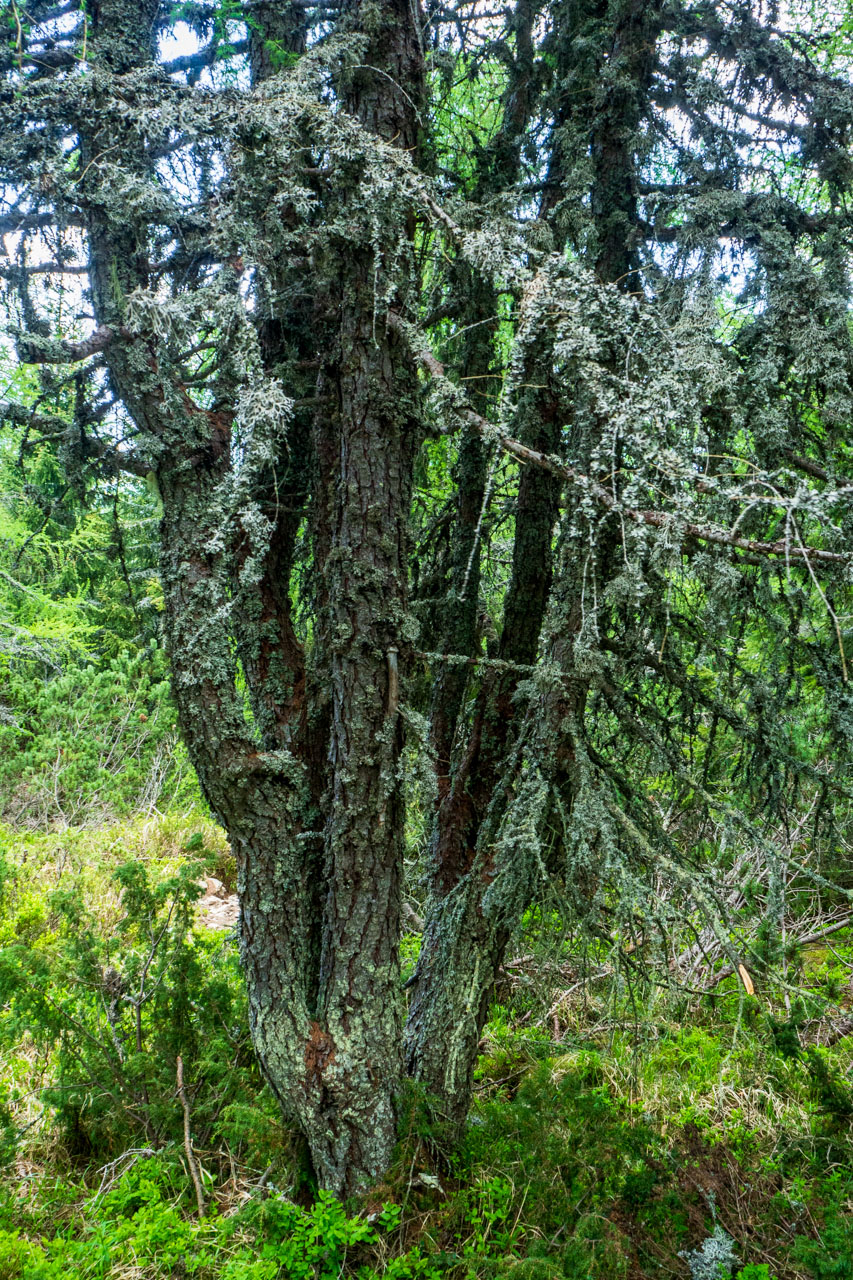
304, 304, 417, 1190
154, 445, 405, 1192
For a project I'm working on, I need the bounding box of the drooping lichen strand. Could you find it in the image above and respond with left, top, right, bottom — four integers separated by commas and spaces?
4, 0, 853, 1189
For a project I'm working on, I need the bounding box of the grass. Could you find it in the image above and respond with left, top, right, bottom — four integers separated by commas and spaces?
2, 809, 853, 1279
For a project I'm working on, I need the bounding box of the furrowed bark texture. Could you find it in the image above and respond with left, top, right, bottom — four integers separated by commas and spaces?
312, 1, 423, 1188
405, 0, 659, 1125
233, 0, 425, 1192
10, 0, 853, 1196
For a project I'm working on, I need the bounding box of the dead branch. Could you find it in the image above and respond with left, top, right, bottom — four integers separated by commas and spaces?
177, 1055, 205, 1216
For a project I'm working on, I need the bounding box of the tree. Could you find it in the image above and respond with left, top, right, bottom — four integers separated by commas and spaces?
2, 0, 852, 1193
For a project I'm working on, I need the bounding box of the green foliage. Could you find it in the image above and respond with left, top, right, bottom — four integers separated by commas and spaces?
0, 412, 157, 658
801, 1048, 853, 1130
246, 1192, 439, 1279
0, 1156, 442, 1280
456, 1056, 674, 1274
794, 1208, 853, 1280
0, 415, 194, 825
3, 951, 853, 1278
3, 812, 852, 1279
0, 642, 197, 824
768, 1006, 807, 1061
0, 851, 268, 1161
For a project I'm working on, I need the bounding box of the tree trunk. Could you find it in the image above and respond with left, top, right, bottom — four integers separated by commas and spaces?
406, 0, 660, 1125
307, 304, 417, 1189
406, 342, 563, 1123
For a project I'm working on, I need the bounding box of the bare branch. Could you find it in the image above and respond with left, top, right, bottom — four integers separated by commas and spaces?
163, 39, 248, 75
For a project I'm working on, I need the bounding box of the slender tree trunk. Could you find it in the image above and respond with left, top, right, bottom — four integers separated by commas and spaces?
406, 342, 563, 1124
427, 271, 496, 813
406, 0, 661, 1127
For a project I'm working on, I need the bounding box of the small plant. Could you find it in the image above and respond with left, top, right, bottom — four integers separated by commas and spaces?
235, 1186, 442, 1280
802, 1048, 853, 1130
458, 1174, 518, 1259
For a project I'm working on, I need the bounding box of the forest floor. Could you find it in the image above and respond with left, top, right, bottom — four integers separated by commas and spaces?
1, 811, 853, 1280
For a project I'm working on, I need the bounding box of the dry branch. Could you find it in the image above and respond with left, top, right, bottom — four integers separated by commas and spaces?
177, 1055, 205, 1216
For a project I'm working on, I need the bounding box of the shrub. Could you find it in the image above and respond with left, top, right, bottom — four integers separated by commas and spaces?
0, 849, 274, 1166
0, 644, 199, 826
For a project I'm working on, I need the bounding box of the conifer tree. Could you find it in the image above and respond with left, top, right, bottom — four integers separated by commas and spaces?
2, 0, 852, 1191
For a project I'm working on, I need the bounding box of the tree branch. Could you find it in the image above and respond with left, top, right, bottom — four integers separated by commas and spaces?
163, 39, 248, 75
389, 311, 851, 569
16, 324, 115, 364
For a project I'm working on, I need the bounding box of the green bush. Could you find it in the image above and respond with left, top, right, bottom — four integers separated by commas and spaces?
0, 850, 273, 1164
792, 1172, 853, 1280
0, 643, 198, 825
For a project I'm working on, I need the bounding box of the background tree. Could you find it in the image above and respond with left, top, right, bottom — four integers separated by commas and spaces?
2, 0, 852, 1194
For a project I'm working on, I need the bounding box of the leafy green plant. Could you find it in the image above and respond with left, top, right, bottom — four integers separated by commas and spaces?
0, 1155, 443, 1279
458, 1175, 518, 1260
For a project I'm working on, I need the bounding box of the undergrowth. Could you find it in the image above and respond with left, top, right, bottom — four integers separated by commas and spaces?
2, 811, 853, 1279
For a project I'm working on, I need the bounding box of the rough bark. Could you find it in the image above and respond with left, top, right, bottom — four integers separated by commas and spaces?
405, 0, 661, 1125
228, 0, 425, 1192
279, 0, 425, 1190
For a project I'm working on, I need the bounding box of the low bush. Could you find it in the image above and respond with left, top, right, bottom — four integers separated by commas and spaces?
0, 843, 274, 1166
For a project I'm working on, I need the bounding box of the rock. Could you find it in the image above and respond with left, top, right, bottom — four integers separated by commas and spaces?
196, 878, 239, 930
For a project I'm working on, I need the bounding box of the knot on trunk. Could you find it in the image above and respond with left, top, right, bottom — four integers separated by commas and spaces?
305, 1022, 337, 1087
